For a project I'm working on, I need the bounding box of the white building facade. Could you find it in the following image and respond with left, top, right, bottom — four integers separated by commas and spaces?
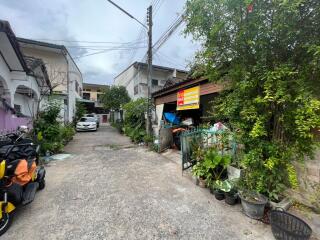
0, 20, 51, 132
18, 38, 83, 123
114, 62, 188, 100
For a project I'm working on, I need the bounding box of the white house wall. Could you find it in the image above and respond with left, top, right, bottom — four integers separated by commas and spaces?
115, 64, 182, 101
0, 55, 40, 115
13, 93, 37, 117
20, 47, 68, 93
0, 54, 12, 103
19, 46, 83, 122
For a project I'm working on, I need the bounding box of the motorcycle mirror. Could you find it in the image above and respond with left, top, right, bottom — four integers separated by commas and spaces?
17, 125, 29, 133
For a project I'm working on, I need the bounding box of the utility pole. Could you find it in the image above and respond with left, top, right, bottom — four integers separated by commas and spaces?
106, 0, 152, 135
146, 5, 152, 136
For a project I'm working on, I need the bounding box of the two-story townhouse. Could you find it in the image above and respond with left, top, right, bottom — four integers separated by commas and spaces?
0, 20, 51, 132
82, 83, 109, 114
17, 38, 83, 123
114, 62, 188, 100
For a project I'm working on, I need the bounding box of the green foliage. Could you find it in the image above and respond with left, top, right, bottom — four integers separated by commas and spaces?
192, 161, 207, 178
33, 100, 75, 154
111, 121, 124, 133
203, 148, 231, 186
214, 179, 236, 193
102, 86, 130, 110
122, 98, 148, 143
185, 0, 320, 200
74, 101, 87, 124
60, 124, 75, 143
192, 146, 231, 187
191, 138, 205, 162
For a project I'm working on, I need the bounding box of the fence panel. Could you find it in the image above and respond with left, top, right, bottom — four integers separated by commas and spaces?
181, 127, 237, 171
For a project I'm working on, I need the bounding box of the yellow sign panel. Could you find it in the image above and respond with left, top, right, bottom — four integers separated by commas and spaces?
177, 86, 200, 110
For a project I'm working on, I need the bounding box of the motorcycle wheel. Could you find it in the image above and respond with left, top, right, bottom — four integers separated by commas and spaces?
0, 212, 13, 236
38, 179, 45, 190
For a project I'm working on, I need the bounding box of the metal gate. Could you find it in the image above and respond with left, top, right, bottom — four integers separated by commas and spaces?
180, 127, 236, 171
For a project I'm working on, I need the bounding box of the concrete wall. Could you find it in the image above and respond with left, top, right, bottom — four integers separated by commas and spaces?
0, 107, 32, 133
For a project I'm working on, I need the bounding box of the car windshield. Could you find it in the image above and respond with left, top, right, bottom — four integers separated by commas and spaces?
80, 117, 95, 122
86, 114, 94, 117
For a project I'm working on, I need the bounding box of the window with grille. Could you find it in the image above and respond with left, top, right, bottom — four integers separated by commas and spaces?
83, 92, 90, 100
152, 79, 158, 87
134, 85, 139, 95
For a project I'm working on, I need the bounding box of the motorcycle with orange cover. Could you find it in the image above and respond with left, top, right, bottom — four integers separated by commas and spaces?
0, 127, 45, 235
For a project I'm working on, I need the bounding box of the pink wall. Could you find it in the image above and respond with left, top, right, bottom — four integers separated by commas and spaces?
0, 107, 32, 133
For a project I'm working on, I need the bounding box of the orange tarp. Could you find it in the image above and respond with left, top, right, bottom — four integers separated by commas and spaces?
12, 159, 36, 186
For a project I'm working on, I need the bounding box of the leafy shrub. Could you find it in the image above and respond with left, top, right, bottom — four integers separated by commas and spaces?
60, 124, 75, 143
122, 98, 148, 143
192, 146, 231, 186
33, 100, 75, 154
111, 121, 124, 133
185, 0, 320, 201
74, 101, 87, 125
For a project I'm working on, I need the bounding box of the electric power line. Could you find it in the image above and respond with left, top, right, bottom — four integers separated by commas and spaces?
141, 12, 185, 62
153, 0, 163, 17
32, 39, 146, 44
155, 51, 186, 69
106, 0, 147, 29
73, 45, 147, 60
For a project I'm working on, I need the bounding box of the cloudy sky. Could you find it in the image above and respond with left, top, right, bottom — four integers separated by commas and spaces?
1, 0, 200, 85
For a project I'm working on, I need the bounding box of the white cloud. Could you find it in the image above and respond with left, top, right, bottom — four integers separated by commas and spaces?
0, 0, 199, 84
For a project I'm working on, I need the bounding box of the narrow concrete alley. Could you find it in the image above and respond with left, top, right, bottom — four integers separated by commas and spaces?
2, 125, 273, 240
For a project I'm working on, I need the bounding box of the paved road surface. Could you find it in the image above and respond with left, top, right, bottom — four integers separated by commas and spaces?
2, 125, 273, 240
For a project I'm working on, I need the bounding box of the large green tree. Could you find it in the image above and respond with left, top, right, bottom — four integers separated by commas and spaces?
102, 86, 130, 110
185, 0, 320, 200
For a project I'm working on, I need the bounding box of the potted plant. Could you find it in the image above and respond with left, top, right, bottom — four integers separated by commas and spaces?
202, 147, 231, 192
227, 141, 244, 180
191, 162, 206, 188
239, 190, 268, 220
212, 180, 225, 200
213, 180, 238, 204
202, 147, 231, 182
221, 180, 238, 205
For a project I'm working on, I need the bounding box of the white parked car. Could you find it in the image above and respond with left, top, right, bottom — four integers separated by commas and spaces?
76, 117, 97, 132
85, 114, 99, 128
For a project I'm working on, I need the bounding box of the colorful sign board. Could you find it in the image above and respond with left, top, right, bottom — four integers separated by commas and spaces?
177, 86, 200, 110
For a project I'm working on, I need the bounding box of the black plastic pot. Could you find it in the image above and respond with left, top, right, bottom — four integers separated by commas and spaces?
225, 192, 237, 205
214, 189, 225, 200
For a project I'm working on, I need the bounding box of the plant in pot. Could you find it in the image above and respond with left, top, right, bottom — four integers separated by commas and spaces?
227, 140, 245, 180
222, 180, 238, 205
202, 147, 231, 196
190, 139, 206, 185
191, 161, 206, 188
213, 179, 238, 204
238, 147, 301, 220
212, 180, 225, 200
